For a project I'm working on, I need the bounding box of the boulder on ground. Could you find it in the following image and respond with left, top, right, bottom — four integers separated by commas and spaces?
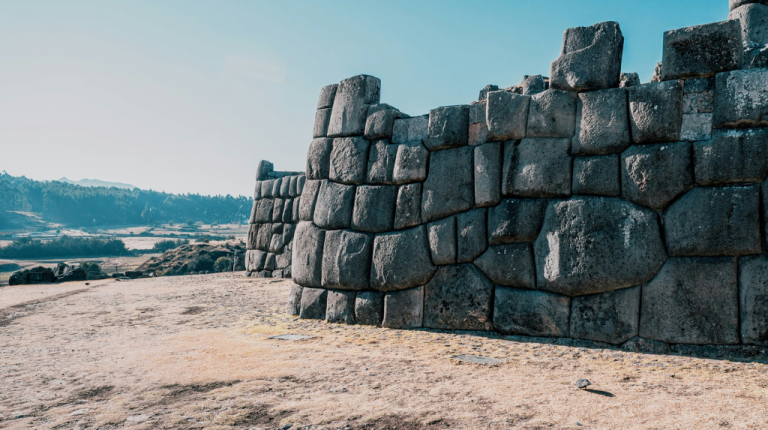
572, 88, 630, 156
661, 20, 742, 80
382, 286, 424, 329
299, 287, 328, 320
355, 291, 385, 326
474, 243, 535, 289
421, 146, 474, 222
424, 265, 494, 331
370, 225, 436, 292
493, 288, 571, 337
738, 255, 768, 346
526, 89, 578, 138
321, 230, 373, 290
424, 105, 469, 150
549, 21, 624, 92
570, 287, 640, 345
621, 142, 693, 212
327, 75, 381, 137
628, 81, 684, 144
326, 290, 356, 324
502, 138, 572, 198
291, 221, 325, 287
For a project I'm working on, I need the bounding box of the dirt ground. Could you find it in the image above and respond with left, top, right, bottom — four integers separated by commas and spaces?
1, 275, 767, 430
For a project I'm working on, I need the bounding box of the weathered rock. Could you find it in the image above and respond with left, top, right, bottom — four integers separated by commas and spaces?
469, 123, 489, 146
457, 209, 487, 263
317, 84, 338, 109
271, 199, 284, 223
299, 287, 328, 320
275, 247, 292, 270
261, 179, 273, 198
256, 199, 274, 223
427, 216, 457, 266
549, 21, 624, 92
321, 230, 373, 290
663, 186, 761, 257
424, 265, 494, 330
522, 75, 546, 95
370, 225, 436, 292
474, 243, 535, 289
306, 138, 333, 180
298, 179, 322, 222
628, 81, 684, 144
283, 223, 296, 244
572, 88, 630, 156
729, 3, 768, 46
680, 113, 713, 141
621, 142, 693, 212
268, 233, 284, 253
651, 62, 663, 82
570, 287, 640, 345
502, 138, 572, 198
246, 250, 266, 272
326, 290, 356, 324
424, 105, 469, 150
738, 255, 768, 346
683, 88, 714, 115
289, 176, 298, 197
392, 115, 428, 144
271, 222, 284, 235
253, 181, 262, 200
246, 224, 259, 250
264, 253, 277, 271
282, 199, 293, 223
487, 198, 547, 245
393, 142, 429, 184
639, 257, 739, 345
351, 185, 396, 233
313, 181, 355, 230
694, 129, 768, 186
272, 178, 282, 197
474, 143, 502, 207
731, 0, 768, 11
619, 72, 640, 88
257, 160, 274, 181
382, 286, 424, 329
478, 84, 499, 101
366, 140, 397, 184
286, 283, 303, 316
355, 291, 385, 326
421, 147, 474, 222
256, 223, 272, 251
493, 288, 571, 337
534, 196, 667, 296
684, 77, 715, 93
526, 89, 578, 138
713, 68, 768, 129
297, 175, 306, 194
486, 91, 530, 142
661, 20, 742, 80
469, 101, 486, 124
292, 221, 325, 287
327, 75, 381, 137
572, 155, 620, 197
313, 108, 332, 138
365, 104, 403, 140
329, 137, 370, 185
394, 183, 422, 230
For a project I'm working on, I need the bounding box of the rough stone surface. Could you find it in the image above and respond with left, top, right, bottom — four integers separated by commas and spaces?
683, 91, 714, 114
731, 0, 768, 11
261, 180, 273, 198
662, 20, 742, 81
394, 183, 422, 230
680, 113, 713, 141
572, 88, 630, 156
298, 179, 322, 222
366, 140, 397, 185
424, 105, 469, 150
474, 243, 535, 289
299, 287, 328, 320
478, 84, 499, 101
393, 143, 428, 184
355, 291, 385, 326
534, 196, 667, 296
570, 287, 640, 345
246, 224, 259, 250
424, 265, 494, 331
469, 101, 486, 125
738, 255, 768, 346
526, 89, 578, 138
421, 147, 474, 222
313, 108, 332, 138
651, 62, 663, 82
286, 283, 303, 316
271, 199, 284, 223
364, 105, 401, 140
306, 138, 333, 180
313, 181, 355, 230
713, 68, 768, 129
392, 115, 428, 144
621, 142, 693, 212
327, 75, 381, 138
729, 3, 768, 46
486, 91, 530, 142
321, 230, 373, 290
268, 233, 284, 253
640, 257, 739, 345
382, 286, 424, 329
572, 155, 620, 197
694, 129, 768, 186
493, 288, 571, 337
628, 81, 684, 144
256, 199, 274, 223
317, 84, 338, 109
370, 225, 435, 292
256, 224, 272, 251
272, 178, 282, 198
325, 290, 356, 324
619, 72, 640, 88
351, 185, 396, 233
329, 137, 370, 185
474, 143, 502, 207
282, 199, 294, 223
246, 250, 266, 272
264, 253, 276, 271
522, 75, 546, 95
457, 209, 487, 263
427, 216, 456, 266
549, 21, 624, 92
502, 138, 572, 198
292, 221, 325, 287
487, 199, 547, 245
468, 123, 489, 146
664, 186, 761, 257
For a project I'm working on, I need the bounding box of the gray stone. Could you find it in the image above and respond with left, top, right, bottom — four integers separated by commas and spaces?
729, 4, 768, 46
457, 209, 487, 263
572, 155, 620, 197
313, 181, 355, 230
364, 105, 402, 140
570, 287, 640, 345
256, 199, 274, 223
280, 177, 291, 197
394, 183, 422, 230
297, 175, 306, 194
355, 291, 385, 326
572, 88, 630, 156
469, 101, 486, 124
268, 233, 284, 253
424, 264, 494, 330
651, 62, 663, 82
738, 254, 768, 346
468, 123, 489, 147
534, 196, 667, 296
526, 89, 578, 138
326, 290, 356, 324
663, 186, 761, 257
272, 178, 282, 197
683, 92, 714, 115
487, 199, 547, 245
317, 84, 338, 109
283, 223, 296, 244
313, 108, 332, 138
685, 77, 715, 93
474, 243, 535, 289
282, 199, 293, 223
478, 84, 499, 101
327, 75, 381, 138
247, 223, 259, 250
619, 72, 640, 88
253, 181, 262, 200
639, 257, 739, 345
502, 138, 572, 198
493, 288, 571, 337
392, 115, 428, 144
424, 105, 469, 150
286, 283, 303, 316
298, 179, 322, 222
256, 223, 272, 251
271, 199, 284, 223
621, 142, 693, 212
321, 230, 373, 290
474, 143, 502, 207
329, 137, 370, 185
299, 287, 328, 320
694, 129, 768, 186
661, 20, 742, 81
680, 113, 713, 141
522, 75, 546, 95
366, 140, 397, 184
261, 179, 273, 198
393, 143, 428, 184
713, 68, 768, 129
271, 223, 284, 234
306, 138, 333, 180
275, 247, 292, 270
382, 286, 424, 329
549, 21, 624, 92
256, 270, 272, 278
248, 200, 258, 224
246, 250, 266, 272
351, 185, 396, 233
256, 160, 274, 181
731, 0, 768, 11
370, 225, 436, 292
421, 147, 474, 222
292, 221, 325, 287
628, 81, 684, 144
427, 216, 457, 266
289, 176, 298, 197
486, 91, 530, 142
264, 253, 276, 271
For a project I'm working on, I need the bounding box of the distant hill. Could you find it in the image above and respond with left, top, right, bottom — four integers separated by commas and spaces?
58, 177, 136, 190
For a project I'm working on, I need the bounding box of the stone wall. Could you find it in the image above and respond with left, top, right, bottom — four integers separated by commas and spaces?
286, 2, 768, 348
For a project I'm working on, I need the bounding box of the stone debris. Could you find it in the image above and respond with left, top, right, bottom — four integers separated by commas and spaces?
576, 379, 591, 389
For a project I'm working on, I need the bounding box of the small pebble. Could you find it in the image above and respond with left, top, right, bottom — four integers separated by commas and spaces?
576, 379, 591, 389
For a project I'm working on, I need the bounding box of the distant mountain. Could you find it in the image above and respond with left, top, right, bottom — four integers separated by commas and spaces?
58, 177, 136, 190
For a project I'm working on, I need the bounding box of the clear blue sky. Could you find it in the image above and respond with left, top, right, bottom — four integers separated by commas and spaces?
0, 0, 727, 197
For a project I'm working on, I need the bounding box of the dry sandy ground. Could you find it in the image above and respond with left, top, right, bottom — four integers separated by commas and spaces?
1, 275, 767, 430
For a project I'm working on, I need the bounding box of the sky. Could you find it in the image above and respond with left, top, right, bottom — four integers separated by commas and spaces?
0, 0, 729, 197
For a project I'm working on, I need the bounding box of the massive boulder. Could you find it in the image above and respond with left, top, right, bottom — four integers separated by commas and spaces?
382, 286, 424, 329
424, 105, 469, 150
738, 255, 768, 346
394, 183, 422, 230
502, 138, 572, 198
474, 243, 536, 289
427, 216, 457, 265
572, 88, 630, 156
694, 129, 768, 186
306, 138, 333, 180
620, 142, 693, 212
424, 265, 494, 331
366, 140, 397, 185
313, 181, 356, 229
393, 142, 429, 184
421, 147, 474, 222
351, 185, 396, 233
487, 198, 547, 245
457, 209, 488, 263
321, 230, 373, 290
628, 81, 684, 144
713, 69, 768, 129
370, 226, 436, 292
549, 21, 624, 92
486, 91, 530, 141
526, 89, 578, 138
661, 20, 742, 81
327, 75, 381, 138
493, 288, 571, 337
570, 287, 640, 345
329, 137, 370, 185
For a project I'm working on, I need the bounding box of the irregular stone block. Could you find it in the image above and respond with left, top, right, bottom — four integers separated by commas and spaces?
680, 113, 713, 141
317, 84, 338, 109
621, 142, 693, 212
392, 115, 428, 144
421, 146, 474, 222
572, 88, 630, 156
327, 75, 381, 138
292, 197, 301, 222
275, 247, 292, 270
264, 253, 276, 271
282, 199, 293, 223
366, 140, 397, 184
486, 91, 530, 142
292, 221, 325, 287
253, 181, 262, 200
694, 129, 768, 186
261, 179, 273, 198
662, 20, 742, 81
474, 143, 502, 207
522, 75, 546, 95
289, 176, 298, 197
283, 223, 296, 244
313, 108, 332, 138
370, 225, 436, 292
570, 287, 640, 345
502, 138, 572, 198
306, 138, 333, 180
478, 84, 499, 101
640, 257, 739, 345
731, 0, 768, 11
457, 209, 487, 263
257, 160, 274, 181
619, 72, 640, 88
713, 68, 768, 129
326, 290, 356, 324
351, 185, 396, 233
382, 286, 424, 329
256, 223, 272, 251
268, 233, 284, 253
246, 250, 266, 272
729, 3, 768, 46
487, 199, 547, 245
247, 224, 259, 250
298, 179, 321, 222
271, 222, 284, 235
313, 181, 355, 230
355, 291, 385, 326
256, 199, 274, 223
534, 196, 667, 296
424, 265, 494, 330
424, 105, 469, 150
474, 243, 535, 289
549, 21, 624, 92
393, 143, 428, 184
738, 255, 768, 346
248, 200, 258, 224
329, 137, 370, 185
572, 155, 620, 197
526, 89, 578, 138
286, 283, 303, 316
469, 101, 486, 124
664, 186, 761, 257
272, 178, 282, 198
628, 81, 684, 144
394, 183, 422, 230
297, 175, 306, 194
468, 123, 489, 146
427, 216, 456, 266
321, 230, 373, 290
272, 199, 284, 223
364, 104, 402, 140
299, 287, 328, 320
493, 288, 571, 337
683, 92, 715, 115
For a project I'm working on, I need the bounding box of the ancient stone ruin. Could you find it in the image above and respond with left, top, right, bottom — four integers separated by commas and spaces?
248, 1, 768, 348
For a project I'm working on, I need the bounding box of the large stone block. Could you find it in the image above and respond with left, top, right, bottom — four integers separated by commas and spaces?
628, 81, 684, 144
393, 142, 428, 184
572, 88, 630, 155
366, 140, 397, 184
298, 179, 322, 222
619, 72, 640, 88
271, 199, 284, 223
351, 185, 396, 233
321, 230, 373, 290
478, 84, 499, 101
474, 243, 535, 289
355, 291, 385, 326
427, 216, 457, 266
275, 247, 292, 270
283, 223, 296, 244
469, 101, 486, 124
493, 288, 571, 337
468, 123, 489, 147
306, 138, 333, 180
424, 105, 469, 150
487, 198, 547, 245
261, 179, 273, 198
264, 253, 276, 271
661, 20, 742, 81
394, 183, 422, 230
731, 0, 768, 11
313, 181, 355, 230
713, 68, 768, 129
256, 223, 272, 251
486, 91, 530, 142
738, 255, 768, 346
256, 199, 274, 223
292, 221, 325, 287
246, 224, 259, 250
370, 225, 436, 292
286, 283, 303, 316
246, 250, 266, 272
299, 287, 328, 320
382, 286, 424, 329
621, 142, 693, 212
421, 147, 474, 222
526, 89, 578, 138
680, 113, 713, 141
457, 209, 487, 263
289, 176, 299, 197
313, 108, 332, 138
392, 115, 428, 144
729, 4, 768, 46
329, 137, 370, 185
694, 129, 768, 186
317, 84, 338, 109
572, 155, 620, 197
534, 197, 667, 296
570, 287, 640, 345
549, 21, 624, 92
327, 75, 381, 138
664, 186, 761, 257
502, 138, 572, 198
424, 265, 494, 331
282, 199, 293, 223
248, 199, 257, 224
326, 290, 356, 324
268, 233, 284, 253
272, 178, 282, 197
640, 257, 739, 345
364, 104, 403, 140
474, 143, 502, 207
522, 75, 546, 95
